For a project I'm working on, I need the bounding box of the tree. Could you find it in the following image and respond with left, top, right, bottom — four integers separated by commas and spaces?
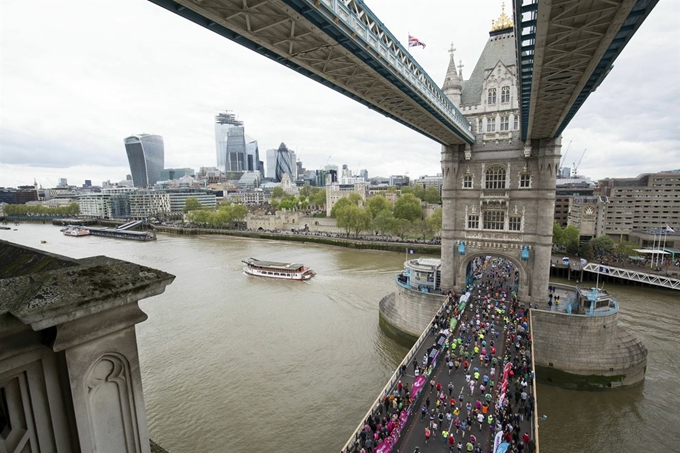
413, 219, 434, 240
614, 240, 638, 260
589, 235, 615, 257
372, 209, 395, 236
427, 207, 442, 235
330, 193, 362, 217
552, 221, 564, 247
272, 187, 284, 199
309, 189, 326, 207
183, 197, 203, 213
394, 193, 423, 222
563, 225, 580, 254
423, 186, 441, 204
366, 195, 392, 219
390, 218, 412, 240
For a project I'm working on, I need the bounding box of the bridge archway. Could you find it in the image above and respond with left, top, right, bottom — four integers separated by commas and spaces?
457, 253, 526, 299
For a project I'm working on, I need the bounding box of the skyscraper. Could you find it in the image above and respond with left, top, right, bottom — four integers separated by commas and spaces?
274, 142, 294, 182
124, 134, 164, 188
214, 111, 261, 176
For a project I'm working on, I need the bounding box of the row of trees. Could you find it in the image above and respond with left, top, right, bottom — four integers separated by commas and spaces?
552, 221, 639, 260
331, 193, 441, 239
3, 203, 80, 217
183, 198, 248, 227
270, 186, 326, 210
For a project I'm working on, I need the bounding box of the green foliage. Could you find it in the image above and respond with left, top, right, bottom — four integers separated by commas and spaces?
330, 193, 362, 217
394, 193, 422, 222
272, 186, 284, 198
183, 197, 203, 213
589, 235, 615, 256
422, 186, 441, 204
563, 225, 580, 254
366, 195, 392, 219
390, 218, 412, 240
335, 204, 372, 238
552, 221, 564, 246
613, 240, 639, 259
413, 219, 434, 240
3, 202, 80, 217
185, 203, 248, 227
427, 207, 442, 233
309, 189, 326, 207
372, 209, 395, 236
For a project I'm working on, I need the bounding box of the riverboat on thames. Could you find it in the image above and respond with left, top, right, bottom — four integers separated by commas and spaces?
242, 258, 315, 281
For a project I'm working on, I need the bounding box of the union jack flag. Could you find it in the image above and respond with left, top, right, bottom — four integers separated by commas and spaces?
408, 34, 426, 49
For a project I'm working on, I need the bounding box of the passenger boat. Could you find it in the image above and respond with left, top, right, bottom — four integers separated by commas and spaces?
242, 258, 316, 281
62, 226, 90, 237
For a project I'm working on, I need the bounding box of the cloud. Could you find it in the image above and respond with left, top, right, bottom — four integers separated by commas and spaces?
0, 0, 678, 187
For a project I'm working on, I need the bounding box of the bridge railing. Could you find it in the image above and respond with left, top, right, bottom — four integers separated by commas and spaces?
339, 295, 453, 453
311, 0, 473, 138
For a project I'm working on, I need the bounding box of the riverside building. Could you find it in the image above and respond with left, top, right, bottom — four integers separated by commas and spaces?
124, 134, 165, 188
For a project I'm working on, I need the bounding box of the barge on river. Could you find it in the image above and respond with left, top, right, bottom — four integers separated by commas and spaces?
242, 258, 315, 281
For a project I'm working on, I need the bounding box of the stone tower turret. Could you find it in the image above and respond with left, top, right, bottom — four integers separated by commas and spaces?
442, 43, 462, 107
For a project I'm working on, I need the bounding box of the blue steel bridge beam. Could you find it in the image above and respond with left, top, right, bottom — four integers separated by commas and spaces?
514, 0, 658, 142
148, 0, 474, 146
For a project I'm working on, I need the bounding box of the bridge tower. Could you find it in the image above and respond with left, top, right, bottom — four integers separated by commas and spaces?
440, 6, 560, 303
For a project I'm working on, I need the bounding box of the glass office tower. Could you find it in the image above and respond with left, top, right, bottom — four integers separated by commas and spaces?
275, 142, 294, 182
124, 134, 164, 188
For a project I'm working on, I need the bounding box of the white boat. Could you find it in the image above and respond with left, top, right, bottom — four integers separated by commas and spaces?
242, 258, 315, 281
63, 226, 90, 237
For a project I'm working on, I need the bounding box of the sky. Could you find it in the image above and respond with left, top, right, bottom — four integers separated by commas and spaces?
1, 0, 678, 188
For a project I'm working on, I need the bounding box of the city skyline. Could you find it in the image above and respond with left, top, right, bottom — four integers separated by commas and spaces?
1, 0, 678, 188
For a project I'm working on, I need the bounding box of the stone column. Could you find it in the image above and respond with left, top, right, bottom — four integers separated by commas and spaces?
529, 138, 561, 303
440, 144, 457, 292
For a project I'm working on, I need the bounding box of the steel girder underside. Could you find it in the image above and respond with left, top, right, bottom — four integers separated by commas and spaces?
149, 0, 474, 146
515, 0, 658, 141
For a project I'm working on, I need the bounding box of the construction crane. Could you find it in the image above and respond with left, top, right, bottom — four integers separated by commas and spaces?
559, 141, 572, 175
573, 149, 587, 177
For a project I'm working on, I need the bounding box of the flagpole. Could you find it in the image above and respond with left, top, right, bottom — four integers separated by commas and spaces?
651, 228, 657, 269
662, 227, 668, 267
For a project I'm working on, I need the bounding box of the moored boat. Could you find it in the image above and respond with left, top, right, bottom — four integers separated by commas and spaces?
242, 258, 315, 281
63, 226, 90, 237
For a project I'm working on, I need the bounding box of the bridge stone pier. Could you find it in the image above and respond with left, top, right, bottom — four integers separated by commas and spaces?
440, 138, 561, 303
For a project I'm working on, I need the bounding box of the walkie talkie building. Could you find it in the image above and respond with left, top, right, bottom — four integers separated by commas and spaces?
124, 134, 165, 188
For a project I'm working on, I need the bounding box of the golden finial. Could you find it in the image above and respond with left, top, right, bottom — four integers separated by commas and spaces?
491, 2, 514, 31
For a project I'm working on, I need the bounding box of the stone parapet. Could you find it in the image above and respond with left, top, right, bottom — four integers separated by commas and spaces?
0, 240, 175, 452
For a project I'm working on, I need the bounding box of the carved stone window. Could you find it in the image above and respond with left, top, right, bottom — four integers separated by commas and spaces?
501, 86, 510, 103
483, 211, 505, 230
485, 166, 506, 189
488, 88, 497, 105
509, 216, 522, 231
520, 173, 531, 188
463, 175, 473, 189
486, 117, 496, 132
468, 215, 479, 229
500, 116, 509, 131
477, 118, 483, 133
514, 115, 519, 130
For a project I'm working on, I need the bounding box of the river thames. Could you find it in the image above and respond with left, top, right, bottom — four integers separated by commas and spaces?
3, 224, 679, 452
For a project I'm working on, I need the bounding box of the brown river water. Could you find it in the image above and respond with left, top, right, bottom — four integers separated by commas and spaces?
3, 224, 678, 452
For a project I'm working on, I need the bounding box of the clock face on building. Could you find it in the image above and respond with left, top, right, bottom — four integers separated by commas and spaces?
585, 206, 595, 215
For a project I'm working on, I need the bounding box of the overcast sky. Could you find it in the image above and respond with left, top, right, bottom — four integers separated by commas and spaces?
1, 0, 678, 188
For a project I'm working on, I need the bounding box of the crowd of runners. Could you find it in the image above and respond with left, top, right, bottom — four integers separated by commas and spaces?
355, 257, 536, 453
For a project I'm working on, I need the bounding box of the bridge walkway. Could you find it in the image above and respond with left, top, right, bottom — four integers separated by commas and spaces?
343, 263, 537, 453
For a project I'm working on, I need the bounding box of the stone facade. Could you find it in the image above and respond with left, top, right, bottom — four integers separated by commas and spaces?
378, 285, 446, 342
0, 240, 174, 452
438, 25, 560, 303
531, 309, 647, 389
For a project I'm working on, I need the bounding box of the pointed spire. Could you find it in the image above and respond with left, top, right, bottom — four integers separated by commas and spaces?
458, 59, 464, 79
442, 42, 462, 106
491, 1, 514, 32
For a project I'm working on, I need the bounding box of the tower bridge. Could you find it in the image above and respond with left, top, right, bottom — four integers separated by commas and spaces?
150, 0, 658, 303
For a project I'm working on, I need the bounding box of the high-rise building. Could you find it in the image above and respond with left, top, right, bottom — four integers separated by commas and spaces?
274, 142, 294, 182
266, 149, 278, 179
124, 134, 165, 188
214, 111, 261, 177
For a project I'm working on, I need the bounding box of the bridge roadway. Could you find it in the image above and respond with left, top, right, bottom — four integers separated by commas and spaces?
342, 265, 537, 453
